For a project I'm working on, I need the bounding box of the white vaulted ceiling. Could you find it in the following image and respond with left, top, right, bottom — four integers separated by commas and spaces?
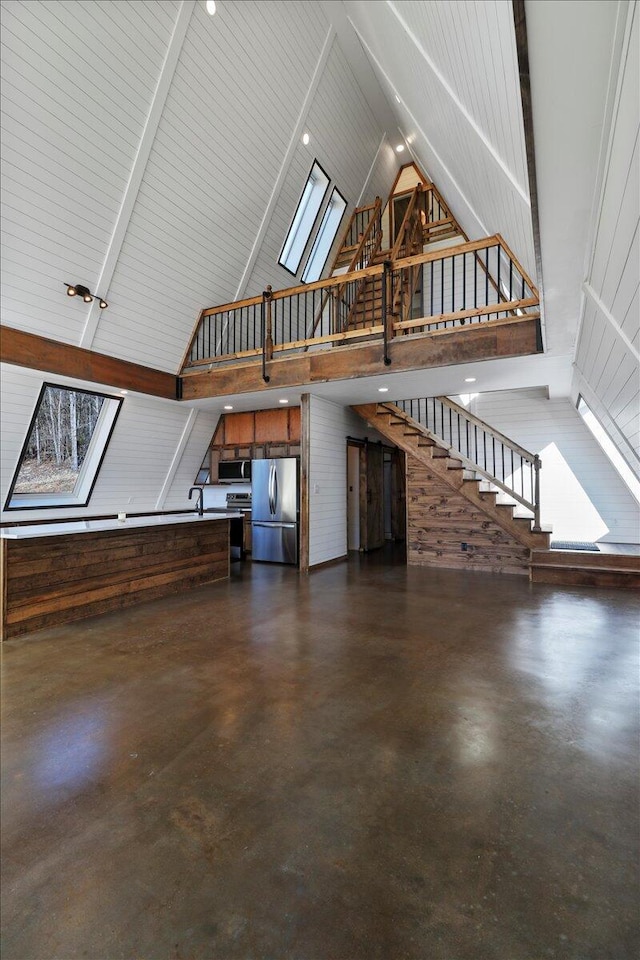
345, 0, 534, 276
1, 0, 332, 371
0, 0, 636, 431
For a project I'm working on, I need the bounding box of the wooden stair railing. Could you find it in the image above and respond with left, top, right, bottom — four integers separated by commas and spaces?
354, 401, 549, 551
394, 396, 543, 532
331, 198, 382, 273
346, 184, 424, 333
310, 197, 383, 339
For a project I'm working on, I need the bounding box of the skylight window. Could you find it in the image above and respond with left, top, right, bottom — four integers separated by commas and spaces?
577, 396, 640, 503
301, 187, 347, 283
5, 383, 123, 510
279, 160, 330, 276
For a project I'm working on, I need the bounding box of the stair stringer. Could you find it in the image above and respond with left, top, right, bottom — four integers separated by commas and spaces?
353, 402, 550, 553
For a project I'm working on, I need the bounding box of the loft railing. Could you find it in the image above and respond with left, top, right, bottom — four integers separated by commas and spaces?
183, 234, 539, 371
394, 396, 542, 531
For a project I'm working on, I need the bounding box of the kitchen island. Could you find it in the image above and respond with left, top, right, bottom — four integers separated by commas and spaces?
0, 512, 241, 640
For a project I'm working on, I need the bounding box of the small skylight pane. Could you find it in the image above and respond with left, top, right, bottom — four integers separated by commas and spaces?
5, 383, 123, 510
301, 187, 347, 283
279, 161, 330, 276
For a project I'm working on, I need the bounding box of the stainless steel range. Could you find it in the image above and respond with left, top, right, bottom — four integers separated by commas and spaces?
225, 491, 252, 559
225, 491, 252, 514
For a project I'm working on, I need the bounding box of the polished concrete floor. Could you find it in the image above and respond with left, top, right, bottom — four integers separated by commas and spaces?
2, 554, 639, 960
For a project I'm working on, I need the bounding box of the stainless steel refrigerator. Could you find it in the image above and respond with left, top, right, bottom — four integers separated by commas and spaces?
251, 458, 299, 564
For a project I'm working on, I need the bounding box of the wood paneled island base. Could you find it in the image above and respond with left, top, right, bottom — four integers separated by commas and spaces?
0, 517, 230, 640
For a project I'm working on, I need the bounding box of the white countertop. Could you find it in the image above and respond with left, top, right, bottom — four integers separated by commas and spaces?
0, 511, 243, 540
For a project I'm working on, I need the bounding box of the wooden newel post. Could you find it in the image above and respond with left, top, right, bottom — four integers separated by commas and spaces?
263, 285, 273, 361
533, 454, 542, 532
383, 260, 392, 366
262, 285, 273, 383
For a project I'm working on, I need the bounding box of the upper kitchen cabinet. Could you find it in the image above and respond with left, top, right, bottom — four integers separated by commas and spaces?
208, 407, 301, 479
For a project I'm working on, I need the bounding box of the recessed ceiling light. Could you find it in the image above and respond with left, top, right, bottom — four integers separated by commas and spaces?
302, 132, 310, 145
120, 390, 128, 396
279, 398, 289, 404
205, 0, 216, 14
378, 387, 389, 393
464, 377, 476, 383
396, 144, 405, 153
223, 404, 233, 410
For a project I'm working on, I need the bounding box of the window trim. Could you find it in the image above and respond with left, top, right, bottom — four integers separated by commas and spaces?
301, 186, 348, 284
576, 394, 640, 504
278, 159, 331, 277
4, 382, 124, 511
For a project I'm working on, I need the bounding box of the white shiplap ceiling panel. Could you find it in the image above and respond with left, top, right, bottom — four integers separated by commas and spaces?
90, 0, 331, 370
0, 0, 178, 343
389, 0, 529, 194
344, 0, 535, 279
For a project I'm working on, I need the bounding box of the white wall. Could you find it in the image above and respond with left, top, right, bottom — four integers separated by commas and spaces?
0, 363, 217, 523
573, 1, 639, 468
308, 395, 383, 566
473, 388, 640, 543
359, 136, 400, 208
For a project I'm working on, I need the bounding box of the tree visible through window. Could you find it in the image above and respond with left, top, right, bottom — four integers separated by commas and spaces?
5, 383, 123, 509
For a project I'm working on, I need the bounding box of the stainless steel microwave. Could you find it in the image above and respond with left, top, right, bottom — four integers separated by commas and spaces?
218, 460, 251, 483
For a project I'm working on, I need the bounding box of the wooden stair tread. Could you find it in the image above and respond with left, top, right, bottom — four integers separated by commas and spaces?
531, 550, 640, 570
530, 561, 638, 573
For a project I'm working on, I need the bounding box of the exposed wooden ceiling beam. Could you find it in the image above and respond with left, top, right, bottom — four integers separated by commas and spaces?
1, 326, 178, 400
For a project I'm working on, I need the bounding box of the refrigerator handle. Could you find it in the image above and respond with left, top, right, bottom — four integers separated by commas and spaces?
273, 465, 278, 515
268, 462, 275, 515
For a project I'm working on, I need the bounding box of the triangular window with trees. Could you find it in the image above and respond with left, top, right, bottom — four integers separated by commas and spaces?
5, 383, 123, 510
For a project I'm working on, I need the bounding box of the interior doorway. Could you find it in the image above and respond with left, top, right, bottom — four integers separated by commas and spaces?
347, 439, 406, 556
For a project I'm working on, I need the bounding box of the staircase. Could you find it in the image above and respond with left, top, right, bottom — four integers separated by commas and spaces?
354, 401, 639, 588
354, 401, 550, 555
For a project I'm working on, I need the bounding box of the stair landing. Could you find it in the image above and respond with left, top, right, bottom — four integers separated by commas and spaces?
530, 546, 640, 589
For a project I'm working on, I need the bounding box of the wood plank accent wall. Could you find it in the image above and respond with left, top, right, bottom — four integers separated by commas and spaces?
406, 457, 530, 576
1, 519, 229, 640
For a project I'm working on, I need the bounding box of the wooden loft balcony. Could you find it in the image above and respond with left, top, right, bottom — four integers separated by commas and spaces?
180, 229, 541, 401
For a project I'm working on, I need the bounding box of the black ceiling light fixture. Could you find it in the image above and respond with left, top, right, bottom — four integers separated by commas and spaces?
64, 282, 108, 309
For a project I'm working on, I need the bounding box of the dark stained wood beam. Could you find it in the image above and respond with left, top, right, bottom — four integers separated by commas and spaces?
181, 318, 542, 401
512, 0, 546, 344
0, 325, 179, 400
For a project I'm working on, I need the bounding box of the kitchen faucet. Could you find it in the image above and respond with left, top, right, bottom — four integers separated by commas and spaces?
188, 486, 204, 516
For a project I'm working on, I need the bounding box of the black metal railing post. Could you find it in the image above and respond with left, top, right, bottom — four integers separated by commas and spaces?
262, 285, 273, 383
383, 260, 391, 366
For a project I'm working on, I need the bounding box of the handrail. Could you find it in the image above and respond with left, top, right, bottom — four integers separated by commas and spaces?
390, 184, 422, 261
438, 395, 538, 463
392, 398, 542, 531
329, 197, 381, 274
344, 196, 382, 273
184, 233, 540, 370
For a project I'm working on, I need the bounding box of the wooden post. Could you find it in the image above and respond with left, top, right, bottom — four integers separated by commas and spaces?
299, 393, 310, 574
533, 454, 542, 532
263, 285, 274, 361
262, 285, 273, 383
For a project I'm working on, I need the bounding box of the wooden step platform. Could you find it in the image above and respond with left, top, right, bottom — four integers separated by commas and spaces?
530, 548, 640, 589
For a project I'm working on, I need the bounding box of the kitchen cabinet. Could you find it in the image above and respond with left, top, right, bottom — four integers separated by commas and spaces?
224, 411, 254, 446
254, 408, 289, 442
207, 407, 301, 481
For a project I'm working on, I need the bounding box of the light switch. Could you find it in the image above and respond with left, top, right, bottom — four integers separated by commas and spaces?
313, 483, 320, 494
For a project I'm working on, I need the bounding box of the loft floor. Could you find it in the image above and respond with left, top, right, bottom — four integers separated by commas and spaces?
2, 558, 638, 959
